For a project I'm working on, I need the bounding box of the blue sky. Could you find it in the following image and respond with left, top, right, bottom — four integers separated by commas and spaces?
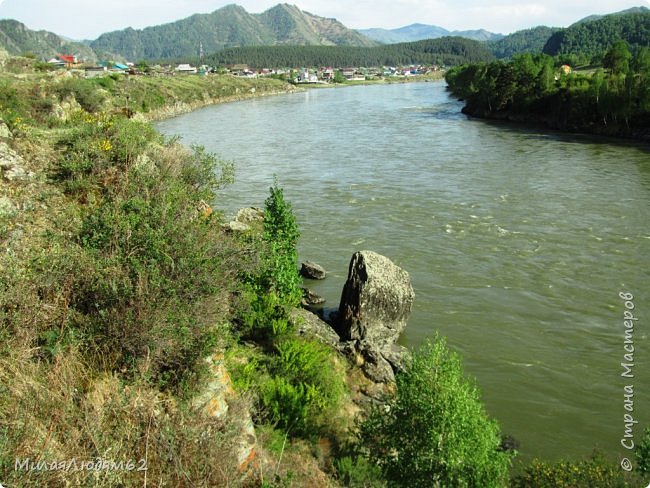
0, 0, 648, 40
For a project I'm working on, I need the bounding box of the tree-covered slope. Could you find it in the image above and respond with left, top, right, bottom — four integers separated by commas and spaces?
572, 5, 649, 25
487, 26, 560, 59
208, 36, 495, 68
543, 12, 650, 60
90, 3, 377, 61
260, 4, 377, 46
0, 19, 97, 61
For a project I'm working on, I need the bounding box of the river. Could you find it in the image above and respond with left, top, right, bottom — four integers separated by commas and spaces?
156, 80, 650, 465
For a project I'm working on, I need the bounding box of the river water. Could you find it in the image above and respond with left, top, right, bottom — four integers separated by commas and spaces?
156, 81, 650, 465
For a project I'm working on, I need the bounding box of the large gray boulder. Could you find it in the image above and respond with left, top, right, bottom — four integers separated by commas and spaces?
337, 251, 414, 347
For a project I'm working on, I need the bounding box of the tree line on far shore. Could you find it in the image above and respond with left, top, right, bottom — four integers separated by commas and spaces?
445, 40, 650, 135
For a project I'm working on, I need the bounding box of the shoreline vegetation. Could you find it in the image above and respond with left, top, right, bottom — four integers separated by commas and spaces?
1, 53, 648, 487
445, 41, 650, 142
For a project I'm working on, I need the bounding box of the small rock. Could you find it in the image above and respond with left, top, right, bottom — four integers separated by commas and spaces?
300, 261, 327, 280
0, 121, 12, 139
235, 207, 264, 224
499, 434, 520, 452
291, 308, 342, 351
301, 287, 325, 307
382, 343, 411, 373
222, 220, 250, 232
0, 142, 21, 169
0, 196, 17, 218
4, 166, 33, 181
0, 142, 32, 181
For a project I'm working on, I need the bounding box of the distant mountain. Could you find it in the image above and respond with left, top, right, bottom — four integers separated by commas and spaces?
0, 19, 97, 61
572, 5, 649, 25
90, 3, 378, 61
455, 29, 503, 42
543, 11, 650, 58
359, 23, 503, 44
487, 26, 561, 59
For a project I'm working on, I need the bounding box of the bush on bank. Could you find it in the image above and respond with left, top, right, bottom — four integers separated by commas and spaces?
359, 337, 513, 487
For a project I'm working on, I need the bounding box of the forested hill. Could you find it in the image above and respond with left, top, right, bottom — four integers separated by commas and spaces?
487, 26, 561, 59
0, 19, 97, 61
90, 3, 378, 61
543, 12, 650, 61
207, 37, 495, 68
445, 42, 650, 139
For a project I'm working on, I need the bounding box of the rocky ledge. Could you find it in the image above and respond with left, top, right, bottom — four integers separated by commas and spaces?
299, 250, 414, 386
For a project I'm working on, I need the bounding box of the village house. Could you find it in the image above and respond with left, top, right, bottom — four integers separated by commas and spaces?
47, 55, 79, 69
320, 67, 334, 80
84, 66, 108, 78
176, 63, 198, 74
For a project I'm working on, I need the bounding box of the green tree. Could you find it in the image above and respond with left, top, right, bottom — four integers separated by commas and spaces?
263, 181, 302, 306
359, 336, 512, 487
603, 40, 632, 75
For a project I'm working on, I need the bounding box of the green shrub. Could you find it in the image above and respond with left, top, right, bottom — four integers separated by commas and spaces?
237, 181, 301, 342
55, 78, 107, 113
66, 136, 235, 389
238, 288, 292, 341
637, 425, 650, 479
359, 336, 512, 487
261, 376, 313, 433
512, 452, 640, 487
262, 181, 302, 306
90, 76, 116, 91
261, 338, 345, 436
334, 455, 385, 487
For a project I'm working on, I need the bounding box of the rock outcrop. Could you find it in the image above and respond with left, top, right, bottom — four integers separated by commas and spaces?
292, 307, 342, 352
300, 260, 327, 280
235, 206, 264, 224
0, 121, 12, 139
335, 250, 415, 384
337, 250, 414, 347
192, 353, 257, 476
301, 287, 325, 307
0, 142, 33, 181
223, 207, 264, 232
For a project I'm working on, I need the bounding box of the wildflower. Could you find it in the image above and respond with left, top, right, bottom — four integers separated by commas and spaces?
98, 139, 112, 152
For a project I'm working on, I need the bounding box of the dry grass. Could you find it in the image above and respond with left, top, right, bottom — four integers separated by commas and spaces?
0, 343, 252, 487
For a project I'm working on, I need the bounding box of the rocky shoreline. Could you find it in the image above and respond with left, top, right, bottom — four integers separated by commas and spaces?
141, 84, 303, 122
296, 250, 414, 393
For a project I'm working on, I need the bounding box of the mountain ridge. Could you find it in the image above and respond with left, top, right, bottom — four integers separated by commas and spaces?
89, 3, 378, 61
0, 19, 97, 61
359, 23, 504, 44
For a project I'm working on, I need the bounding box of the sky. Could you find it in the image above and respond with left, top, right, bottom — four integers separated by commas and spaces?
0, 0, 648, 40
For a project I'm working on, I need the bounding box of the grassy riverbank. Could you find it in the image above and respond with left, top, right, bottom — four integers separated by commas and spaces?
1, 54, 647, 487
